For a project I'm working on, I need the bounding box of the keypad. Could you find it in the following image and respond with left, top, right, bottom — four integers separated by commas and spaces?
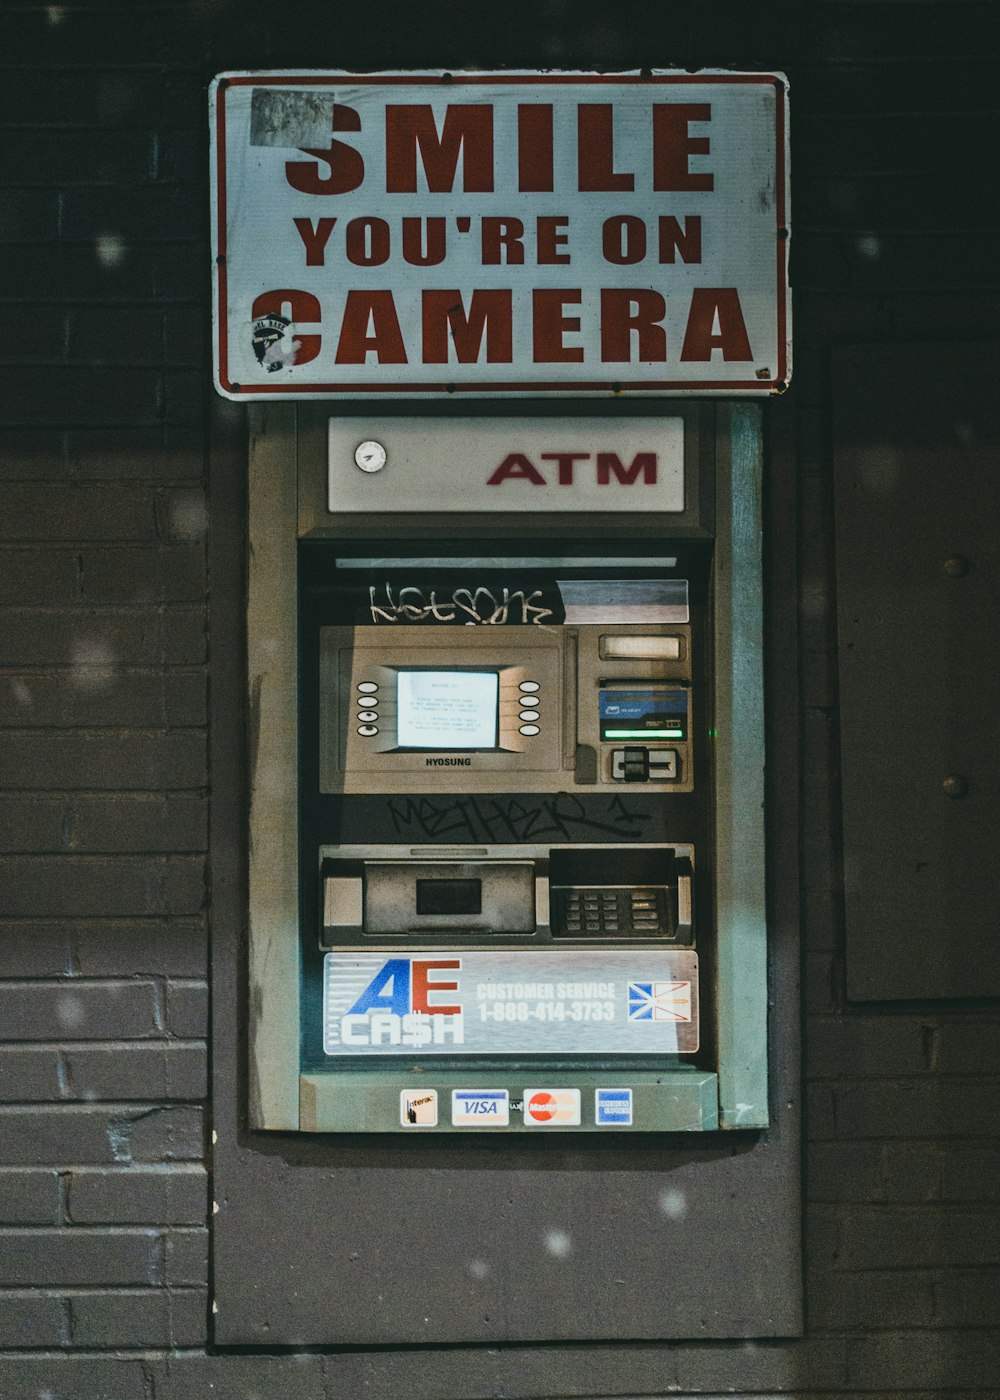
551, 887, 671, 937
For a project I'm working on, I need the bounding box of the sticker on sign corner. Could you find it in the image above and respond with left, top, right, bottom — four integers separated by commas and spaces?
452, 1089, 509, 1127
523, 1088, 581, 1127
595, 1088, 633, 1126
400, 1089, 438, 1127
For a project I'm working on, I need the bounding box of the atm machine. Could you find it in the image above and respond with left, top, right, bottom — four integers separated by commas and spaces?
247, 402, 767, 1134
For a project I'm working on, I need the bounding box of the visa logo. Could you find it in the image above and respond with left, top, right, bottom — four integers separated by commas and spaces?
452, 1089, 510, 1127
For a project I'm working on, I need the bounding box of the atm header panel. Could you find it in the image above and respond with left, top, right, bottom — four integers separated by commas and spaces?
210, 70, 791, 398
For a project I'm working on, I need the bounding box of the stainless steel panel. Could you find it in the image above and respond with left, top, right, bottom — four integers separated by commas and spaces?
323, 948, 699, 1055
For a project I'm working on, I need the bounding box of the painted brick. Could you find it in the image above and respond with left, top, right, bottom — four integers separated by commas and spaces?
118, 1105, 203, 1164
0, 1047, 62, 1101
166, 981, 208, 1037
0, 732, 206, 790
807, 1015, 935, 1079
879, 1143, 950, 1205
932, 1269, 1000, 1326
165, 1226, 208, 1286
78, 544, 206, 603
70, 1288, 172, 1347
0, 1356, 150, 1400
61, 186, 204, 242
0, 979, 160, 1040
0, 1293, 68, 1347
828, 1204, 1000, 1271
65, 425, 202, 480
0, 1228, 160, 1287
0, 66, 167, 128
0, 484, 156, 541
169, 1287, 209, 1345
0, 921, 187, 987
0, 307, 67, 361
0, 605, 204, 665
0, 367, 161, 425
160, 603, 208, 663
0, 189, 60, 242
0, 856, 205, 917
67, 1166, 207, 1225
0, 429, 67, 481
847, 1328, 1000, 1389
672, 1338, 849, 1391
0, 1105, 202, 1166
69, 919, 208, 978
68, 796, 207, 853
63, 1043, 207, 1102
162, 370, 203, 424
0, 795, 68, 852
806, 1141, 887, 1203
155, 1353, 326, 1400
165, 309, 210, 366
0, 1169, 61, 1224
0, 671, 207, 728
941, 1145, 1000, 1202
0, 548, 80, 604
66, 307, 165, 365
934, 1021, 1000, 1075
0, 929, 69, 978
0, 243, 155, 304
807, 1266, 935, 1330
834, 1080, 999, 1140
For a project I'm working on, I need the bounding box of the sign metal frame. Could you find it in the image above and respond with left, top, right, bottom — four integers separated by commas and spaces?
210, 70, 790, 399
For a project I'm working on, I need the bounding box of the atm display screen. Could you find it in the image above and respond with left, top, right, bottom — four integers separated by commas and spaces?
396, 670, 499, 749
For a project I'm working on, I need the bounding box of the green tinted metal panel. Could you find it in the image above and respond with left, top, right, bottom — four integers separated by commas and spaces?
713, 404, 768, 1127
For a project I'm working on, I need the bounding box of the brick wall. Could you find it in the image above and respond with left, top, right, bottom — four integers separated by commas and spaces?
1, 1, 998, 1396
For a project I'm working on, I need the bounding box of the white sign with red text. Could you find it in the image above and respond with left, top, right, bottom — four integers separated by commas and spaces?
327, 416, 684, 513
211, 70, 789, 399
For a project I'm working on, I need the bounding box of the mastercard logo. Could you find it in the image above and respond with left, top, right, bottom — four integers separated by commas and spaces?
524, 1088, 581, 1126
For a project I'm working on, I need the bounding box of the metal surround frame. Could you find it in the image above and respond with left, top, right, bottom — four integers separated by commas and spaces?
246, 401, 766, 1131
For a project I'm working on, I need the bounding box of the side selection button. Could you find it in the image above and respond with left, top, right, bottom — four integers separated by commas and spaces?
357, 725, 379, 737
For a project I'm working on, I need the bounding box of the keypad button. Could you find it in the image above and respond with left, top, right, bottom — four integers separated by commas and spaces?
357, 725, 379, 737
358, 682, 379, 693
519, 724, 540, 736
357, 710, 378, 722
519, 680, 540, 692
518, 710, 540, 723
